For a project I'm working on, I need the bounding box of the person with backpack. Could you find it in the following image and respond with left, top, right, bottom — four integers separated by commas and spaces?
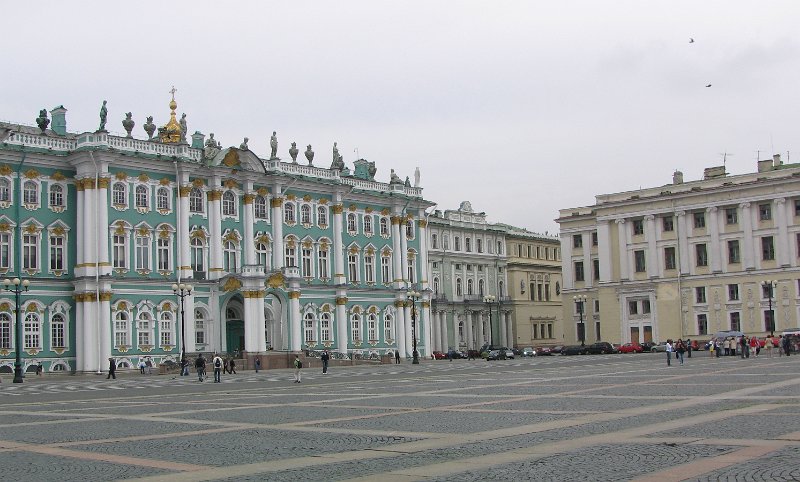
194, 354, 206, 382
293, 355, 302, 383
212, 354, 223, 383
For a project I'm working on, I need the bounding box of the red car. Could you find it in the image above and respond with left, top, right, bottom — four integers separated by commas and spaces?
432, 351, 447, 360
618, 343, 644, 353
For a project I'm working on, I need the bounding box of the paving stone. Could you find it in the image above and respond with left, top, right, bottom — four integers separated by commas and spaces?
0, 451, 172, 481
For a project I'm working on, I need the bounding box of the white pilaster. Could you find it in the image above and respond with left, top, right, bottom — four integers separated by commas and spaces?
597, 220, 612, 282
395, 299, 406, 359
740, 203, 754, 269
775, 198, 790, 266
332, 203, 345, 284
645, 215, 658, 278
677, 211, 690, 274
615, 219, 629, 280
271, 194, 285, 270
707, 207, 721, 272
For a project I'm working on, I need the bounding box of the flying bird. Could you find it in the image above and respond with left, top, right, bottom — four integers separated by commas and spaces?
689, 38, 695, 43
705, 84, 712, 88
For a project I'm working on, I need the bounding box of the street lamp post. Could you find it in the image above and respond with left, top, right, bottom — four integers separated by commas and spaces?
574, 294, 587, 347
483, 295, 496, 347
4, 277, 30, 383
761, 280, 777, 336
172, 283, 193, 375
407, 290, 421, 364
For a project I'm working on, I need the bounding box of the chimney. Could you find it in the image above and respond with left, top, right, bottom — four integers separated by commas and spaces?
191, 131, 205, 149
773, 153, 782, 166
703, 166, 726, 179
672, 170, 684, 184
50, 105, 67, 136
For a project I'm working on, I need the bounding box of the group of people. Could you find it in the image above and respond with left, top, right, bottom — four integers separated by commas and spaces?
710, 334, 793, 358
664, 339, 692, 366
193, 353, 228, 383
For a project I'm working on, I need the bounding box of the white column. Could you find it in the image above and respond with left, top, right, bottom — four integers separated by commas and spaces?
243, 291, 264, 353
740, 203, 755, 270
597, 220, 612, 282
395, 299, 406, 359
422, 300, 432, 357
99, 293, 111, 371
404, 304, 413, 357
677, 211, 690, 274
433, 310, 442, 352
271, 196, 284, 270
183, 293, 197, 354
707, 207, 721, 272
76, 185, 84, 268
391, 215, 404, 288
178, 183, 192, 279
775, 198, 790, 267
97, 178, 110, 276
582, 233, 592, 288
243, 192, 256, 265
418, 218, 430, 290
645, 215, 658, 278
289, 290, 301, 351
476, 311, 484, 346
83, 179, 96, 278
465, 311, 474, 349
332, 204, 345, 284
208, 189, 223, 279
499, 310, 507, 347
440, 312, 449, 350
336, 294, 348, 354
615, 219, 629, 280
74, 300, 86, 371
560, 235, 574, 288
506, 312, 514, 348
400, 217, 410, 285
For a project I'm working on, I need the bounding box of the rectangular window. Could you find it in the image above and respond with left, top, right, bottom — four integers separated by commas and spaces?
591, 232, 598, 246
301, 248, 313, 278
593, 299, 599, 312
574, 261, 584, 282
0, 233, 9, 269
634, 250, 646, 272
725, 208, 738, 225
695, 244, 708, 267
728, 240, 740, 264
113, 234, 127, 269
628, 300, 638, 315
662, 216, 674, 232
592, 259, 600, 280
693, 212, 705, 228
797, 233, 800, 258
573, 234, 582, 248
364, 255, 375, 283
697, 314, 708, 335
764, 310, 775, 333
642, 300, 651, 314
727, 284, 739, 301
24, 320, 40, 349
632, 219, 644, 235
157, 238, 170, 271
695, 286, 706, 304
23, 233, 38, 270
664, 247, 676, 270
762, 236, 775, 261
795, 199, 800, 217
49, 235, 64, 271
318, 249, 329, 279
135, 236, 150, 271
0, 317, 10, 348
407, 257, 416, 282
348, 254, 359, 283
729, 312, 741, 331
381, 256, 391, 283
759, 203, 772, 221
160, 319, 172, 346
51, 319, 65, 348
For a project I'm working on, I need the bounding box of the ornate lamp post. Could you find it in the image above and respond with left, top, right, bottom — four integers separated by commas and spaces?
761, 280, 777, 336
483, 295, 496, 347
407, 290, 421, 364
171, 283, 193, 374
4, 277, 29, 383
573, 294, 587, 347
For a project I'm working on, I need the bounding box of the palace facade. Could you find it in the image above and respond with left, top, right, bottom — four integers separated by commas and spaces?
0, 98, 433, 374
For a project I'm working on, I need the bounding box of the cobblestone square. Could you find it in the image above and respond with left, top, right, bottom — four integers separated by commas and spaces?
0, 354, 797, 481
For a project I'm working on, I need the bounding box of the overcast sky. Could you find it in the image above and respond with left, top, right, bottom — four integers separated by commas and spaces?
4, 1, 798, 234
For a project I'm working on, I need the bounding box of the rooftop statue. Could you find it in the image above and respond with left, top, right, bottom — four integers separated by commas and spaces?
122, 112, 135, 138
389, 169, 403, 185
204, 133, 222, 160
240, 137, 249, 150
143, 116, 156, 140
330, 142, 345, 170
179, 113, 187, 143
305, 144, 314, 165
98, 100, 108, 132
270, 131, 278, 159
36, 109, 49, 133
404, 176, 411, 187
289, 142, 299, 163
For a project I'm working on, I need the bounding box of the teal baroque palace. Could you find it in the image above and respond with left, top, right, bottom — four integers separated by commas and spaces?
0, 97, 433, 374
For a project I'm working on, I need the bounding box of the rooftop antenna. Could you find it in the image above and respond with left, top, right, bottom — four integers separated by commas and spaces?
718, 151, 733, 173
354, 147, 359, 159
770, 134, 775, 156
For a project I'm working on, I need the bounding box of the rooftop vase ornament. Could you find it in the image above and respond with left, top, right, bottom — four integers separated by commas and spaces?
98, 100, 108, 132
143, 116, 156, 140
270, 131, 278, 159
36, 109, 49, 133
122, 112, 135, 138
289, 142, 299, 163
305, 144, 314, 165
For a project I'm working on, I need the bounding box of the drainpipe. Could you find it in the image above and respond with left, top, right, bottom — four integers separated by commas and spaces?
89, 152, 102, 374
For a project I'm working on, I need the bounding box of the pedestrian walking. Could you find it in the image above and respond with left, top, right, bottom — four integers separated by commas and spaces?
394, 350, 400, 364
749, 336, 759, 358
765, 335, 774, 358
741, 336, 748, 359
195, 354, 206, 382
36, 361, 43, 376
715, 339, 721, 358
723, 338, 730, 356
778, 335, 784, 357
293, 355, 303, 383
138, 359, 146, 374
782, 336, 791, 356
675, 339, 685, 365
255, 357, 261, 373
223, 357, 231, 374
665, 339, 673, 367
107, 357, 116, 379
212, 354, 223, 383
181, 358, 189, 376
229, 358, 236, 374
145, 356, 153, 374
686, 338, 692, 358
321, 350, 330, 374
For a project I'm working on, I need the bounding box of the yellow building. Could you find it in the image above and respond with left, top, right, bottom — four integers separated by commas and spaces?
503, 226, 563, 349
557, 156, 800, 346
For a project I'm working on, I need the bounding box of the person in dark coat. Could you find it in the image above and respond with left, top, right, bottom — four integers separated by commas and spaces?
321, 350, 330, 374
394, 350, 400, 364
254, 357, 261, 373
107, 357, 116, 379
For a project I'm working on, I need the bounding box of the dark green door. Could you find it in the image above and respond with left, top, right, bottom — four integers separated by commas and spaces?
226, 320, 244, 354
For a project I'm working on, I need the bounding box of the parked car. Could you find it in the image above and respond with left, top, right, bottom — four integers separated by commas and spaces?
618, 343, 643, 353
522, 347, 535, 357
535, 346, 553, 356
561, 345, 588, 355
640, 342, 657, 352
501, 347, 515, 359
446, 350, 463, 359
485, 349, 506, 360
432, 351, 447, 360
550, 345, 564, 354
650, 342, 669, 353
586, 342, 615, 354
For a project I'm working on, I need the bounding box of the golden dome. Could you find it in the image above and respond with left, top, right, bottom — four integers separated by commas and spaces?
159, 86, 182, 144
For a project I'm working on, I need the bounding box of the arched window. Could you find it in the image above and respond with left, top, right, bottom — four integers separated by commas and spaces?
317, 206, 328, 227
458, 320, 465, 343
431, 234, 438, 249
301, 204, 311, 224
304, 312, 315, 343
347, 213, 357, 233
367, 313, 378, 341
137, 311, 152, 346
189, 187, 204, 213
364, 215, 373, 234
454, 236, 461, 251
301, 245, 313, 278
433, 277, 440, 294
383, 313, 393, 341
320, 312, 332, 342
405, 220, 414, 239
114, 311, 129, 347
456, 278, 463, 297
191, 237, 205, 273
159, 311, 173, 346
0, 178, 9, 202
222, 191, 236, 216
284, 202, 295, 223
254, 195, 268, 219
256, 242, 270, 271
194, 309, 205, 345
135, 185, 149, 208
21, 312, 39, 349
0, 312, 11, 349
351, 313, 361, 342
51, 313, 65, 348
113, 182, 127, 206
317, 245, 329, 279
23, 180, 38, 205
443, 235, 450, 250
156, 187, 170, 210
49, 184, 64, 208
379, 217, 389, 236
223, 240, 237, 271
498, 281, 505, 297
285, 241, 297, 267
479, 279, 485, 296
467, 279, 474, 295
465, 238, 472, 252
